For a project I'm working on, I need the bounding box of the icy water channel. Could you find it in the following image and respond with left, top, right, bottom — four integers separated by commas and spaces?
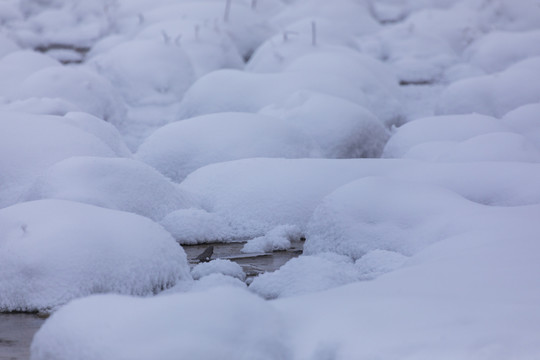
0, 240, 303, 360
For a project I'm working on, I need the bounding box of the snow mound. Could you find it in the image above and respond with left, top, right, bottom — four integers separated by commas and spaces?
134, 19, 244, 77
0, 33, 20, 59
177, 69, 387, 121
383, 113, 509, 158
88, 40, 196, 106
503, 103, 540, 150
436, 57, 540, 117
0, 50, 60, 97
178, 158, 383, 238
382, 113, 540, 162
305, 176, 476, 260
191, 259, 246, 281
180, 158, 540, 239
465, 30, 540, 73
136, 112, 310, 182
259, 91, 389, 158
283, 52, 403, 126
0, 111, 126, 208
0, 199, 190, 312
25, 157, 195, 221
249, 253, 358, 299
403, 132, 540, 163
31, 287, 291, 360
160, 208, 232, 244
242, 225, 302, 253
355, 249, 409, 280
9, 66, 127, 126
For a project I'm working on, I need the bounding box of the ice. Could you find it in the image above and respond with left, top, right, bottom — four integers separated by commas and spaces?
0, 199, 190, 312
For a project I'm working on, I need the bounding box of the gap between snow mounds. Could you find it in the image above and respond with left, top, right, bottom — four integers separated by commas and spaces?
182, 238, 304, 282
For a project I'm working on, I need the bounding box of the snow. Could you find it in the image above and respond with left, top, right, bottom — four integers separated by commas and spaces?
179, 158, 540, 238
0, 0, 538, 358
436, 56, 540, 117
249, 252, 359, 299
242, 224, 302, 253
31, 287, 291, 360
259, 91, 389, 158
0, 50, 60, 97
0, 199, 190, 312
160, 208, 232, 244
9, 66, 127, 126
191, 259, 246, 282
0, 111, 126, 208
25, 156, 196, 221
88, 39, 195, 106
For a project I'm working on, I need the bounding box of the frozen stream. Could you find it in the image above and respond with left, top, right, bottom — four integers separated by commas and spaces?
0, 241, 303, 360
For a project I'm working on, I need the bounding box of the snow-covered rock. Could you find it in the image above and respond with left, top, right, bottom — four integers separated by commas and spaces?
0, 199, 190, 312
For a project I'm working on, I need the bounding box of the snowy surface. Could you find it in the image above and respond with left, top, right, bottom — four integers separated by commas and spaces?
0, 199, 190, 312
0, 0, 539, 358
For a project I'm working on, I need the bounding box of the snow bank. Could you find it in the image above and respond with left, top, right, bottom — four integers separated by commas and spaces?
0, 111, 126, 208
25, 157, 195, 221
0, 199, 190, 312
31, 287, 291, 360
436, 57, 540, 117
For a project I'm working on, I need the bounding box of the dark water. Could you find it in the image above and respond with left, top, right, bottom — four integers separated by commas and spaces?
0, 314, 45, 360
0, 240, 303, 360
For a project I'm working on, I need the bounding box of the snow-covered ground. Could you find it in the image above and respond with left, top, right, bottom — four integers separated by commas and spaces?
0, 0, 539, 359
